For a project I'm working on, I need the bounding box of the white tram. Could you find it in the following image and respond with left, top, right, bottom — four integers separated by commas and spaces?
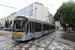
12, 16, 55, 41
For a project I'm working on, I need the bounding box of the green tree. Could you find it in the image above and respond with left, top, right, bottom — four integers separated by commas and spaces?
54, 10, 61, 21
5, 19, 9, 28
57, 0, 75, 31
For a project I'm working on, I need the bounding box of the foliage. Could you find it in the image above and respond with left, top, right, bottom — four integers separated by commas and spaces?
56, 0, 75, 30
5, 19, 9, 28
54, 10, 61, 21
0, 27, 3, 28
72, 28, 75, 30
0, 35, 3, 36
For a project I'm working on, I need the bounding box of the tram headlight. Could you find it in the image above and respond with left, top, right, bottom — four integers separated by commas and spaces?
23, 33, 25, 35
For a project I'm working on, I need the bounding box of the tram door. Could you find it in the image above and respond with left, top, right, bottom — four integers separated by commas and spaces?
34, 23, 42, 38
30, 22, 35, 38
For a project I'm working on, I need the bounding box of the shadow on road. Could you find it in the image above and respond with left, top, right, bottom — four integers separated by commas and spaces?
61, 33, 75, 42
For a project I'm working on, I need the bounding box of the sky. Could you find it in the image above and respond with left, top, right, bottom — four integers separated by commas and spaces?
0, 0, 71, 19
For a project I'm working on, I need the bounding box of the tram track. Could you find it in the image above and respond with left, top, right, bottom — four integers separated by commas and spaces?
0, 33, 56, 50
45, 36, 56, 50
48, 33, 75, 49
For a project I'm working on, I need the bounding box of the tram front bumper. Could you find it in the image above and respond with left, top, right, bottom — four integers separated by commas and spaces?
12, 36, 25, 41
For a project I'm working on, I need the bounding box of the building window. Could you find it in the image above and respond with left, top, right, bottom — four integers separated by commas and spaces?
24, 8, 27, 11
29, 10, 33, 17
28, 5, 33, 10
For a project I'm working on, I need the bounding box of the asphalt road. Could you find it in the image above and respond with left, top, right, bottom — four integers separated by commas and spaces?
0, 30, 75, 50
0, 30, 12, 35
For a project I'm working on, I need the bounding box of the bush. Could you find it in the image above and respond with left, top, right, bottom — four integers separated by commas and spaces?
0, 27, 4, 28
72, 28, 75, 30
63, 28, 66, 31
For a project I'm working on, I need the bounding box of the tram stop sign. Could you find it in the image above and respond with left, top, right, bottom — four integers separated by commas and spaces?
66, 23, 68, 26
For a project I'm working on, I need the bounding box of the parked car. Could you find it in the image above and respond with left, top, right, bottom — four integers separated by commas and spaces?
7, 28, 13, 31
2, 28, 7, 31
10, 28, 13, 31
7, 28, 11, 31
0, 28, 2, 30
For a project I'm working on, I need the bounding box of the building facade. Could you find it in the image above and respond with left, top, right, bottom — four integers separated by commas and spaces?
2, 12, 16, 27
8, 12, 16, 28
55, 21, 61, 27
15, 2, 49, 22
2, 2, 56, 28
2, 17, 8, 27
49, 13, 55, 25
0, 19, 3, 27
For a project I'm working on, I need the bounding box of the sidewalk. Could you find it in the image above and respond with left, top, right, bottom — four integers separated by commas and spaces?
0, 35, 11, 41
52, 30, 75, 47
0, 33, 7, 36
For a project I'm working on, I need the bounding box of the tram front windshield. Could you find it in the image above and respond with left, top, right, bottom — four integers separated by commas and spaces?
13, 20, 25, 32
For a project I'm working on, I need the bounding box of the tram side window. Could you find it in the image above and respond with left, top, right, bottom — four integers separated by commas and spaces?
26, 22, 29, 34
49, 25, 50, 30
35, 23, 41, 32
51, 26, 52, 29
23, 21, 25, 31
50, 25, 51, 29
29, 22, 34, 33
54, 26, 55, 29
43, 24, 46, 31
52, 26, 53, 29
30, 22, 31, 32
53, 26, 55, 29
48, 25, 49, 30
46, 25, 49, 30
53, 26, 54, 29
32, 22, 34, 32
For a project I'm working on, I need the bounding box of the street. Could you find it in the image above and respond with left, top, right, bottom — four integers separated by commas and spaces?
0, 30, 75, 50
0, 30, 12, 35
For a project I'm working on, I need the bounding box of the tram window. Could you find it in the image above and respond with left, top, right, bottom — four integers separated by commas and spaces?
50, 25, 51, 29
35, 23, 41, 32
46, 25, 49, 30
53, 26, 54, 29
49, 25, 50, 30
51, 26, 53, 29
26, 18, 28, 22
52, 26, 53, 29
26, 22, 29, 34
43, 24, 46, 31
51, 25, 52, 29
23, 21, 25, 31
48, 25, 49, 30
54, 26, 55, 29
32, 22, 34, 33
30, 22, 31, 32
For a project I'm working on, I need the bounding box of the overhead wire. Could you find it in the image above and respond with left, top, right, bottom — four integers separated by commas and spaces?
23, 0, 30, 4
46, 0, 55, 13
0, 4, 17, 9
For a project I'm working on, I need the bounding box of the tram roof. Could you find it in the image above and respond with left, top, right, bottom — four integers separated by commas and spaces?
15, 16, 55, 25
25, 16, 51, 24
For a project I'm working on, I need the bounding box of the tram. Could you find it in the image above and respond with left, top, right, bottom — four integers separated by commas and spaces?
12, 16, 55, 41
